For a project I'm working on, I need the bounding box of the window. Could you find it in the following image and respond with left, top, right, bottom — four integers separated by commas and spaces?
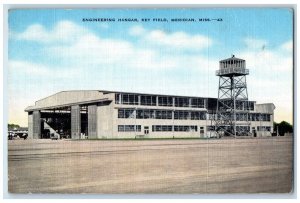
249, 113, 271, 121
136, 109, 171, 119
121, 94, 139, 105
158, 96, 173, 106
236, 113, 248, 121
115, 93, 121, 104
250, 113, 260, 121
175, 97, 189, 107
236, 101, 244, 110
118, 109, 135, 118
248, 113, 251, 121
136, 110, 144, 119
125, 125, 135, 132
166, 111, 173, 119
248, 101, 254, 111
261, 114, 271, 121
136, 125, 141, 132
118, 125, 124, 132
207, 126, 215, 131
174, 125, 197, 132
118, 109, 125, 118
174, 111, 190, 120
144, 109, 155, 119
236, 126, 250, 132
191, 111, 199, 120
152, 125, 173, 132
141, 95, 156, 106
163, 125, 173, 131
118, 125, 141, 132
191, 111, 206, 120
152, 125, 160, 132
125, 109, 135, 118
257, 126, 271, 131
156, 110, 162, 119
122, 94, 129, 104
136, 109, 155, 119
190, 126, 198, 132
208, 114, 216, 120
155, 110, 172, 119
190, 98, 205, 108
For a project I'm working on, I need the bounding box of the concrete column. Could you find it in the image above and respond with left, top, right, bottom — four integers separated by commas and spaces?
27, 112, 33, 139
88, 105, 97, 139
71, 105, 81, 139
32, 111, 41, 139
138, 95, 141, 105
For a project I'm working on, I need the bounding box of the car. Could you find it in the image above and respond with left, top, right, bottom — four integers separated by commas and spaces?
50, 133, 59, 140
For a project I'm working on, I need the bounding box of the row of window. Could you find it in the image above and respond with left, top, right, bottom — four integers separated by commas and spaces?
208, 113, 271, 121
257, 126, 271, 131
250, 114, 271, 121
175, 125, 198, 132
152, 125, 173, 132
118, 125, 141, 132
118, 109, 207, 120
117, 125, 271, 133
115, 94, 257, 112
152, 125, 198, 132
137, 109, 172, 119
235, 113, 271, 121
207, 126, 272, 132
218, 100, 255, 111
118, 109, 271, 121
117, 125, 199, 132
174, 111, 206, 120
115, 93, 206, 108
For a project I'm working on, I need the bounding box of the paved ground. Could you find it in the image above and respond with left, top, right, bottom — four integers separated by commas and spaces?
8, 137, 293, 194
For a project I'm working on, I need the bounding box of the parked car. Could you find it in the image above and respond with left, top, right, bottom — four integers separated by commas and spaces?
50, 133, 59, 140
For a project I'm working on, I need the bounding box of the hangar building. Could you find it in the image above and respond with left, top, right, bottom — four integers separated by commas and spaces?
25, 90, 275, 139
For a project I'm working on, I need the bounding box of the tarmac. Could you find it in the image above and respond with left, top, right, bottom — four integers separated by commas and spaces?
8, 136, 293, 194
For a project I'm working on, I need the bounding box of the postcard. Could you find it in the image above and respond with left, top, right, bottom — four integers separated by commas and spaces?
7, 7, 294, 195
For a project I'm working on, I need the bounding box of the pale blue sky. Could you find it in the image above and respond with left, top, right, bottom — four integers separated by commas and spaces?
7, 8, 293, 126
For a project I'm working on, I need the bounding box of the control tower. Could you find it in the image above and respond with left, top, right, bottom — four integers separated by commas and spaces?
215, 55, 251, 137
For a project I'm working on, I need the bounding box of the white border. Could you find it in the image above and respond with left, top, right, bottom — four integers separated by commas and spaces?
1, 1, 298, 201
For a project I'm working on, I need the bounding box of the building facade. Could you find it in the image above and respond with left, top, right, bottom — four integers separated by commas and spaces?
25, 90, 275, 139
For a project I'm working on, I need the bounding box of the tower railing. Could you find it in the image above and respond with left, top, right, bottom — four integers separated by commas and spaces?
216, 67, 249, 76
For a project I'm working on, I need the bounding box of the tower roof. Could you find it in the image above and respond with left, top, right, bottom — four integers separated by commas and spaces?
220, 55, 245, 62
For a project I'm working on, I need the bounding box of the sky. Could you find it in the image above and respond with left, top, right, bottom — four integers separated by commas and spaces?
7, 8, 293, 127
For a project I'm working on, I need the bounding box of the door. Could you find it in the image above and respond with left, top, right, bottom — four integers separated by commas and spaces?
144, 126, 149, 135
200, 126, 204, 138
252, 127, 257, 137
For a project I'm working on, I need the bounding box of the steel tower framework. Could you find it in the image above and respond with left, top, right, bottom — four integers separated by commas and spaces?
215, 55, 251, 137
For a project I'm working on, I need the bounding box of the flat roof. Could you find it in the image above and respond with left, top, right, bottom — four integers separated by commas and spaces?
100, 90, 217, 99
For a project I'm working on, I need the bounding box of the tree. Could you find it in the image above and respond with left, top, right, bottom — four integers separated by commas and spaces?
8, 124, 20, 130
274, 121, 293, 136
